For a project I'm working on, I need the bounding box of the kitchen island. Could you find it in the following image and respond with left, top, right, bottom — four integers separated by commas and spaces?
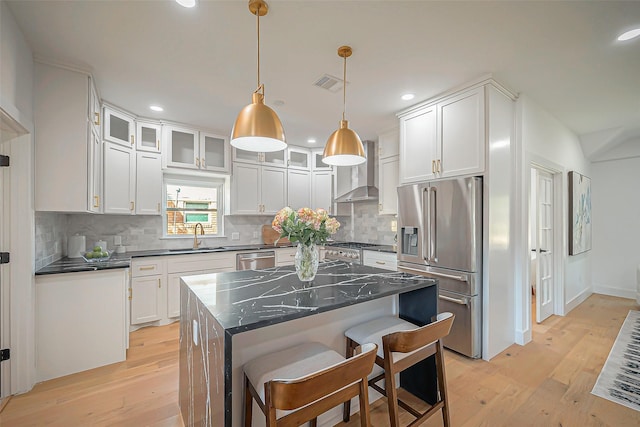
179, 260, 438, 427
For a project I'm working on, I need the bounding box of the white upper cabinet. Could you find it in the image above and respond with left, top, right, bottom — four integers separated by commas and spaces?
437, 87, 485, 178
89, 82, 101, 139
287, 147, 310, 170
232, 148, 287, 168
200, 132, 230, 173
287, 169, 311, 210
103, 141, 136, 214
311, 149, 332, 171
400, 105, 437, 183
398, 86, 486, 184
136, 151, 162, 215
231, 163, 287, 214
34, 62, 102, 213
164, 125, 198, 169
164, 126, 230, 173
378, 156, 399, 215
104, 105, 135, 149
378, 127, 400, 159
136, 120, 162, 153
377, 127, 399, 215
311, 170, 333, 213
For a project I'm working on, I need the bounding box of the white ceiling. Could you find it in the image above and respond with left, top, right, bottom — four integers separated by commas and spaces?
7, 0, 640, 151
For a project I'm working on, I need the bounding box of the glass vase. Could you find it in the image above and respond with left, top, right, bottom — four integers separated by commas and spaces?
295, 243, 319, 282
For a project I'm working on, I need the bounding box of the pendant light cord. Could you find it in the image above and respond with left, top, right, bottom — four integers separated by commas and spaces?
256, 7, 261, 92
342, 52, 347, 121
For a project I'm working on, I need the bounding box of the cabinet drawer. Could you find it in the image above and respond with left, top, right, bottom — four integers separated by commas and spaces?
167, 252, 235, 274
362, 250, 397, 271
276, 247, 297, 266
131, 258, 166, 277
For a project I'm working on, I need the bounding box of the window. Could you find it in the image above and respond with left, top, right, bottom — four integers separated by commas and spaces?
164, 177, 224, 237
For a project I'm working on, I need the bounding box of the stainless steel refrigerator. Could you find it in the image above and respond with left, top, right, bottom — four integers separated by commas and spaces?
397, 176, 482, 358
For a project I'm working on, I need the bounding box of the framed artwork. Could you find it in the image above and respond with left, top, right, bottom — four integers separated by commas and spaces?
568, 171, 592, 255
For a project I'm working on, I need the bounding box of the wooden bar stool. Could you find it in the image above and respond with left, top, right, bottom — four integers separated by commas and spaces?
343, 312, 455, 427
243, 341, 377, 427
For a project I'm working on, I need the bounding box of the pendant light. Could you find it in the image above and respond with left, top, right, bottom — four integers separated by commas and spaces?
323, 45, 366, 166
230, 0, 286, 152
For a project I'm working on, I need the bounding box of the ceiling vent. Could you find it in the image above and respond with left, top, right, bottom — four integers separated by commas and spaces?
313, 74, 345, 93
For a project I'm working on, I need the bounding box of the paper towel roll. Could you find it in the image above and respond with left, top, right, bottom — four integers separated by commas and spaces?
68, 235, 86, 258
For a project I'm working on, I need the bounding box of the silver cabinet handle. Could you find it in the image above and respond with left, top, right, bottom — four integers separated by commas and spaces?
398, 265, 467, 282
439, 294, 468, 305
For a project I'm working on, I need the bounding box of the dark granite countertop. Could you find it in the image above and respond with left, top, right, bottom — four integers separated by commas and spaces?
35, 243, 297, 275
181, 260, 437, 334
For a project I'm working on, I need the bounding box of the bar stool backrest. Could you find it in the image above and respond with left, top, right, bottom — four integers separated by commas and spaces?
385, 312, 454, 353
265, 343, 377, 426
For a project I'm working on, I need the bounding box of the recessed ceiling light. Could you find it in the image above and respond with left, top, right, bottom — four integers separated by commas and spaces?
150, 105, 164, 112
176, 0, 197, 8
401, 93, 415, 101
618, 28, 640, 41
307, 138, 316, 144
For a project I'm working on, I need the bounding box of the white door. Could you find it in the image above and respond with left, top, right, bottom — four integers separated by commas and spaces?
536, 170, 554, 322
311, 170, 333, 213
399, 105, 437, 184
130, 276, 163, 324
231, 163, 260, 214
104, 142, 135, 214
261, 166, 287, 214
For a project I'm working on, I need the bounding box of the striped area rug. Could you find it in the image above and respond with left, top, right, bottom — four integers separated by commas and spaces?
592, 310, 640, 411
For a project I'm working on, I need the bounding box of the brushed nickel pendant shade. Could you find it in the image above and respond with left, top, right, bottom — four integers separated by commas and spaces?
230, 0, 286, 152
323, 46, 366, 166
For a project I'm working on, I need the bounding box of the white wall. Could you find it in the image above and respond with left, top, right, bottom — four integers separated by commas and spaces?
591, 141, 640, 299
519, 95, 592, 313
0, 1, 36, 395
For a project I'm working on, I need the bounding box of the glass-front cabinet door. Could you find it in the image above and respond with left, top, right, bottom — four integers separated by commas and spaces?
287, 147, 310, 170
200, 132, 229, 173
136, 121, 162, 153
233, 147, 287, 167
165, 125, 199, 169
311, 149, 332, 171
103, 105, 135, 149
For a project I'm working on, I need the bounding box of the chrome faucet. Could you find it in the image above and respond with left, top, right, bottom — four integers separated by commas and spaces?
193, 223, 204, 249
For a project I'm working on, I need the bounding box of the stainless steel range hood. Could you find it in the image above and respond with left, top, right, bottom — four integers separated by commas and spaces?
334, 140, 379, 203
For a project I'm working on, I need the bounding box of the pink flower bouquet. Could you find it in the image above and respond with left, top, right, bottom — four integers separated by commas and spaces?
272, 207, 340, 246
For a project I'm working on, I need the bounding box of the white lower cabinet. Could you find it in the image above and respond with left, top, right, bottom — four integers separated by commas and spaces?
130, 257, 166, 325
276, 247, 298, 266
130, 253, 236, 328
36, 269, 128, 382
130, 275, 164, 324
362, 250, 397, 271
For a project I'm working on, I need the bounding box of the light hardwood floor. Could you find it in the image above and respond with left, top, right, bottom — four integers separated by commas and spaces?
1, 294, 639, 427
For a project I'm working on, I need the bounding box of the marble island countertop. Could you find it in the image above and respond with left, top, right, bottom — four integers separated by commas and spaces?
182, 260, 437, 334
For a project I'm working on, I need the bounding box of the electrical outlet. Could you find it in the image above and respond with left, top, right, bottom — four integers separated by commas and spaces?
253, 231, 259, 238
231, 232, 240, 240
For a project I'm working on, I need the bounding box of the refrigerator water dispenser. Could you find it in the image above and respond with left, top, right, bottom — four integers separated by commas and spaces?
401, 227, 419, 256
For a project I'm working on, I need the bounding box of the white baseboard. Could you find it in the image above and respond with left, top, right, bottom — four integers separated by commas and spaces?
565, 288, 592, 313
515, 328, 532, 346
593, 285, 637, 300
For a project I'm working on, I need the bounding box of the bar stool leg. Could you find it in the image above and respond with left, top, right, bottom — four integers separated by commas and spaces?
384, 354, 400, 427
436, 341, 451, 427
343, 337, 356, 422
244, 374, 253, 427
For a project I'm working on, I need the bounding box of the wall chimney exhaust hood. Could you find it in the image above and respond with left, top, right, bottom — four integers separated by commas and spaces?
334, 140, 378, 203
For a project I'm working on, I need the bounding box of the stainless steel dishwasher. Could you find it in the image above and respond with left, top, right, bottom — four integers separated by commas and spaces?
236, 251, 276, 270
